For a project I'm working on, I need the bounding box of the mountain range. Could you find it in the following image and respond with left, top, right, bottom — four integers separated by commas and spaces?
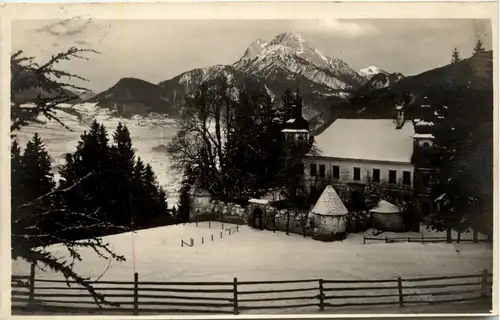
79, 32, 401, 119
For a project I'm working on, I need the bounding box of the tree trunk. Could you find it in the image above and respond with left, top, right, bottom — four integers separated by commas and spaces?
446, 228, 452, 243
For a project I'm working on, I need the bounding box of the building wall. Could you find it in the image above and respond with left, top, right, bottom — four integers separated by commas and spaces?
313, 214, 348, 236
303, 157, 414, 187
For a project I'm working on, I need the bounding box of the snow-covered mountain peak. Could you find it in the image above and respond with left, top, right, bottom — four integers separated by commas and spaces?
243, 39, 269, 60
359, 65, 388, 77
234, 32, 366, 91
270, 31, 307, 46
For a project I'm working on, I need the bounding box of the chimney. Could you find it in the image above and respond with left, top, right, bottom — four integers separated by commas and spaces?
395, 105, 404, 129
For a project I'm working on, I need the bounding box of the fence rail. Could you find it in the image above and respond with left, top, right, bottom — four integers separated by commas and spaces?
363, 235, 490, 244
11, 268, 492, 315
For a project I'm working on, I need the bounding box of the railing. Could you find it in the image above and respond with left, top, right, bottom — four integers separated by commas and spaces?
11, 268, 492, 315
363, 235, 491, 244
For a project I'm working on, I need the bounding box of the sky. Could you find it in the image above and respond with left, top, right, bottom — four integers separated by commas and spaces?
12, 18, 493, 93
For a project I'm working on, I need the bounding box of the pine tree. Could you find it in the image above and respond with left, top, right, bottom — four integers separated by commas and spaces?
110, 122, 136, 227
16, 134, 56, 246
451, 47, 461, 64
22, 133, 56, 199
473, 40, 485, 55
11, 140, 24, 209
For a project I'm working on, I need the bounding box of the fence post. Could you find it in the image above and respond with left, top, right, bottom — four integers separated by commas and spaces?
233, 278, 239, 315
181, 239, 183, 247
220, 231, 223, 238
190, 238, 194, 246
363, 236, 366, 245
481, 269, 489, 297
421, 234, 424, 244
385, 237, 388, 243
211, 234, 214, 241
133, 272, 139, 315
318, 279, 325, 311
407, 237, 410, 243
209, 221, 211, 228
222, 223, 224, 230
473, 229, 479, 243
202, 237, 204, 244
237, 225, 239, 232
196, 221, 198, 227
29, 262, 36, 307
397, 277, 404, 307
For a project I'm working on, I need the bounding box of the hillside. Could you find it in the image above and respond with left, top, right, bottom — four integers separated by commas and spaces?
89, 78, 171, 117
11, 65, 83, 105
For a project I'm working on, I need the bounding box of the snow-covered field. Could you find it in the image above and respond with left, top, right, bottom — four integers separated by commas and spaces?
12, 222, 493, 314
13, 103, 181, 205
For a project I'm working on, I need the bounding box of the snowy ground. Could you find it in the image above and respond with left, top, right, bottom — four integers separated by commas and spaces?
12, 222, 493, 315
13, 103, 181, 205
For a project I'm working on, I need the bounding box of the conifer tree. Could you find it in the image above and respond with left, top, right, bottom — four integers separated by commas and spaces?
110, 122, 136, 227
11, 140, 24, 210
451, 47, 461, 64
22, 133, 55, 197
473, 39, 485, 55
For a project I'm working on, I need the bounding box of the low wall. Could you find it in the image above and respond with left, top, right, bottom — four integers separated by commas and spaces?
371, 212, 406, 232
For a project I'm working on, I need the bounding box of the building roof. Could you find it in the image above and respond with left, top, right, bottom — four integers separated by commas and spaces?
411, 133, 434, 139
369, 200, 402, 214
311, 185, 348, 216
249, 198, 270, 205
312, 119, 415, 163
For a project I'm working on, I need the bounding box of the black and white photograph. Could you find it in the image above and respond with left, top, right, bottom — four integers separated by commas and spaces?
2, 1, 498, 317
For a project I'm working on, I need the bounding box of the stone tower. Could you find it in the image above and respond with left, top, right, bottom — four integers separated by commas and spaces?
411, 104, 437, 216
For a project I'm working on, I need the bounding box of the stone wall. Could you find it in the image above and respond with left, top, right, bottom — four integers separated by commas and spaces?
189, 193, 247, 223
312, 214, 348, 241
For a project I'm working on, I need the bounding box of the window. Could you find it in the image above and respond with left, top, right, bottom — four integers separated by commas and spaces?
319, 164, 326, 178
332, 165, 340, 179
389, 170, 397, 184
372, 169, 380, 182
403, 171, 412, 185
310, 163, 317, 177
353, 167, 361, 181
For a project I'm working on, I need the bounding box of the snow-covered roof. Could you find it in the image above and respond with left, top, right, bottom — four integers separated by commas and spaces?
282, 129, 309, 133
311, 185, 348, 216
189, 185, 211, 196
312, 119, 414, 163
395, 105, 404, 111
286, 119, 296, 124
415, 120, 435, 127
249, 198, 270, 205
411, 133, 435, 139
369, 200, 402, 214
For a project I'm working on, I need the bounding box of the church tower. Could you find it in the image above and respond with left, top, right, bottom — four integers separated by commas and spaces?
411, 104, 437, 216
281, 91, 312, 155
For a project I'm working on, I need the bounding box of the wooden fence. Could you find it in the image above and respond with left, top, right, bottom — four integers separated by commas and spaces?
363, 235, 490, 245
181, 224, 240, 248
11, 268, 492, 315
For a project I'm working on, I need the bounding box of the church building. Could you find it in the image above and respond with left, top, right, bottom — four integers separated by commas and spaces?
282, 101, 436, 216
